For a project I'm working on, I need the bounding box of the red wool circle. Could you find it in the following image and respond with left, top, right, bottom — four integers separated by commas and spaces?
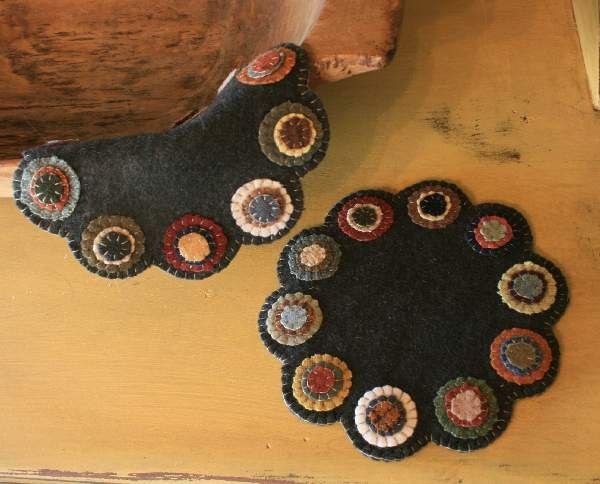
307, 365, 335, 393
249, 50, 283, 76
474, 215, 513, 249
337, 196, 394, 242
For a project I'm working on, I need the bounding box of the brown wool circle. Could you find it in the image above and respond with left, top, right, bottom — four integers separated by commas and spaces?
279, 115, 313, 149
369, 400, 403, 434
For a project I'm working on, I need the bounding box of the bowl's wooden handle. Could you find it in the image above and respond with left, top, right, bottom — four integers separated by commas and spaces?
306, 0, 403, 83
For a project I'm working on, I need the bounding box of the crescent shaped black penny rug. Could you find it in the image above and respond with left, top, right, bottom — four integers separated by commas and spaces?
13, 44, 328, 280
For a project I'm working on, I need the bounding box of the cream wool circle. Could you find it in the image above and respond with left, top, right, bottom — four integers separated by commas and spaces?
230, 178, 294, 239
355, 386, 418, 448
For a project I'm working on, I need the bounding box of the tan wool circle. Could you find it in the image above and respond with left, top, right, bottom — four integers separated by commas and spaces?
178, 232, 211, 262
299, 244, 327, 268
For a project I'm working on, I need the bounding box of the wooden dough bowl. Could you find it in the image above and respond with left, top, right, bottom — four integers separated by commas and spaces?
0, 0, 403, 195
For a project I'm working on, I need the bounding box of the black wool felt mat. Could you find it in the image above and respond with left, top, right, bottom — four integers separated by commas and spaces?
258, 180, 568, 461
13, 44, 328, 280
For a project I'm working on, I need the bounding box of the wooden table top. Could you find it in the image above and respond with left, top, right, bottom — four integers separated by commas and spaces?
1, 1, 599, 482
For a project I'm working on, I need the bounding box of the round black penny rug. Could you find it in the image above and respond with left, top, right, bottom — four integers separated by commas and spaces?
258, 180, 568, 461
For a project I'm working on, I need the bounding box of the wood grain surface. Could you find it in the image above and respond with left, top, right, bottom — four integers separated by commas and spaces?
1, 0, 600, 482
0, 0, 323, 159
0, 0, 402, 162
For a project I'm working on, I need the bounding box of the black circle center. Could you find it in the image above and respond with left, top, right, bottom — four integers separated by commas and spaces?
420, 193, 447, 216
98, 231, 132, 262
34, 173, 64, 204
351, 206, 378, 227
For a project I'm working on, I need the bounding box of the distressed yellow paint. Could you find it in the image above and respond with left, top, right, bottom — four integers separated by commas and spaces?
1, 1, 600, 482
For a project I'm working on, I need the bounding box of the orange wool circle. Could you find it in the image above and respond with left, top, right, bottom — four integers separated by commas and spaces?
236, 47, 296, 85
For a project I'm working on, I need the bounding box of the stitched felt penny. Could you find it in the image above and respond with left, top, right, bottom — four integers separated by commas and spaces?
407, 182, 463, 229
13, 43, 327, 279
161, 214, 229, 279
337, 194, 394, 241
264, 292, 323, 346
284, 354, 352, 423
259, 179, 568, 461
79, 215, 146, 278
465, 204, 532, 256
476, 216, 513, 248
354, 386, 417, 449
259, 101, 325, 169
286, 233, 341, 281
230, 178, 296, 241
434, 377, 498, 440
498, 261, 559, 315
490, 328, 553, 386
18, 156, 80, 222
236, 47, 296, 85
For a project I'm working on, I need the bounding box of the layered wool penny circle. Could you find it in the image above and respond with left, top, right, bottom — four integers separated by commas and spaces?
465, 204, 532, 256
434, 377, 499, 440
231, 179, 294, 240
407, 184, 462, 229
80, 215, 145, 277
490, 328, 553, 385
337, 195, 394, 241
475, 216, 513, 249
354, 386, 418, 449
236, 47, 296, 85
19, 156, 80, 222
162, 214, 228, 277
265, 292, 323, 346
287, 233, 341, 281
498, 261, 558, 314
291, 354, 352, 412
259, 101, 324, 168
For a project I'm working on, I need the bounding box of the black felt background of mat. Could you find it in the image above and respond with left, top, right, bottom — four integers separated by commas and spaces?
13, 44, 326, 279
258, 181, 568, 461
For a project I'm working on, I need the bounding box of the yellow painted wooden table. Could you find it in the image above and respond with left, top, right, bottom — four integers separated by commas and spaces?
1, 1, 600, 482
